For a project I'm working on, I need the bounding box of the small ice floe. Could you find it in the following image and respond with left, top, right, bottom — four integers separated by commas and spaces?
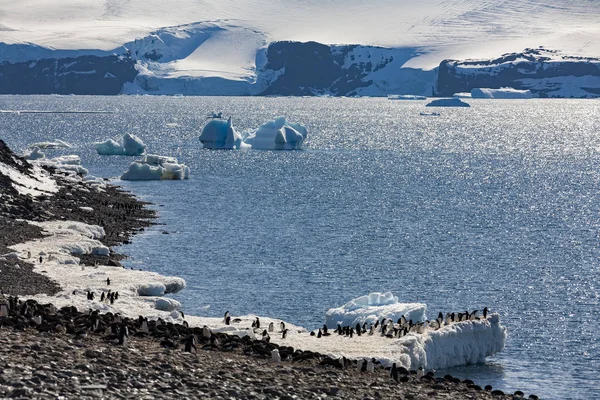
244, 117, 308, 150
94, 133, 146, 156
23, 146, 45, 160
28, 139, 73, 149
199, 116, 244, 149
120, 154, 190, 181
426, 98, 470, 107
155, 298, 181, 312
387, 94, 427, 100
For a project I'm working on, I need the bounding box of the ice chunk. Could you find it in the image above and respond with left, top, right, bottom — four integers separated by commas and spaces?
137, 283, 167, 296
245, 117, 308, 150
199, 117, 244, 149
24, 146, 45, 160
471, 87, 533, 99
29, 140, 72, 149
155, 298, 181, 312
426, 98, 470, 107
120, 154, 190, 181
387, 94, 427, 100
94, 133, 146, 156
325, 292, 427, 328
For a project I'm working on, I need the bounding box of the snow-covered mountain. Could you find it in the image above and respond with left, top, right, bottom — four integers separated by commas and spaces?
0, 1, 599, 96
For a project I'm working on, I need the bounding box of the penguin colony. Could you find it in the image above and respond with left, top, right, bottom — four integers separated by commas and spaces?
0, 298, 537, 399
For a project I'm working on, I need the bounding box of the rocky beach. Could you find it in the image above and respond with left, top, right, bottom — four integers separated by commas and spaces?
0, 140, 538, 400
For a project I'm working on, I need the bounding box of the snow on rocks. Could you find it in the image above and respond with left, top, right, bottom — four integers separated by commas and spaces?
244, 117, 308, 150
426, 98, 470, 107
0, 159, 58, 198
199, 116, 245, 149
471, 87, 533, 99
94, 133, 146, 156
120, 154, 190, 180
9, 220, 188, 316
325, 292, 426, 328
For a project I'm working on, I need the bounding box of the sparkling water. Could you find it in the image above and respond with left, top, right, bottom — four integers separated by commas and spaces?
1, 95, 599, 399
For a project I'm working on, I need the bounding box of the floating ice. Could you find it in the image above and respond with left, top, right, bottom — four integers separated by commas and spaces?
199, 117, 244, 149
471, 87, 533, 99
426, 98, 470, 107
121, 154, 190, 181
28, 140, 73, 149
245, 117, 308, 150
94, 133, 146, 156
24, 146, 45, 160
387, 94, 427, 100
325, 292, 426, 328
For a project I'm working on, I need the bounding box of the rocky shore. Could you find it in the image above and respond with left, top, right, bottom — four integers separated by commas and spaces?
0, 141, 539, 399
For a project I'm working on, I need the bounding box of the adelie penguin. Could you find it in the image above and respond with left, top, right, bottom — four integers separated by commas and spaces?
390, 363, 398, 382
268, 322, 274, 332
100, 292, 105, 302
106, 277, 111, 286
118, 325, 129, 345
281, 329, 288, 339
184, 335, 197, 353
223, 311, 230, 323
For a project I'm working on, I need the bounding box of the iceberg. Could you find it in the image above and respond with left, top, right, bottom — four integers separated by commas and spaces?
199, 117, 244, 149
245, 117, 308, 150
121, 154, 190, 180
23, 146, 45, 160
28, 140, 73, 149
426, 98, 470, 107
325, 292, 426, 328
94, 133, 146, 156
471, 87, 533, 99
387, 94, 427, 100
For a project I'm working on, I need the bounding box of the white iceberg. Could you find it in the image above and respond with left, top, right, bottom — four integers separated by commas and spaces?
199, 117, 244, 149
24, 146, 45, 160
245, 117, 308, 150
471, 87, 533, 99
28, 140, 73, 149
426, 98, 470, 107
325, 292, 427, 328
387, 94, 427, 100
94, 133, 146, 156
121, 154, 190, 181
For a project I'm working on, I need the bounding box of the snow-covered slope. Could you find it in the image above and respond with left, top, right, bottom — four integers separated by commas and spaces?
0, 1, 599, 96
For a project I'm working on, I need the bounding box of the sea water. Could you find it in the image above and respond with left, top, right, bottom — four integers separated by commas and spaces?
1, 95, 599, 399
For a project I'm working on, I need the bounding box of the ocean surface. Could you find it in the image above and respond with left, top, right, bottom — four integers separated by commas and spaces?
1, 95, 599, 399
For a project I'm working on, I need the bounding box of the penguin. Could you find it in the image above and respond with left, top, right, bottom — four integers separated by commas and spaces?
141, 318, 149, 333
357, 359, 364, 371
118, 325, 129, 345
280, 321, 286, 332
337, 323, 343, 335
202, 325, 211, 339
114, 292, 119, 300
355, 323, 361, 336
368, 325, 374, 335
268, 322, 274, 332
254, 317, 260, 329
271, 349, 281, 363
417, 366, 424, 379
223, 311, 230, 323
437, 312, 443, 327
390, 363, 398, 382
360, 359, 368, 372
366, 359, 374, 373
471, 309, 478, 320
322, 324, 329, 336
225, 315, 231, 325
281, 329, 288, 339
483, 307, 489, 319
179, 310, 185, 319
106, 277, 111, 286
39, 256, 43, 263
100, 292, 105, 302
262, 330, 270, 343
0, 304, 8, 317
317, 329, 322, 338
184, 335, 197, 353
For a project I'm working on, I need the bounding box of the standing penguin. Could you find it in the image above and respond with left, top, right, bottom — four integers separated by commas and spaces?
483, 307, 489, 318
390, 363, 398, 382
268, 322, 274, 332
184, 335, 197, 353
118, 325, 129, 346
106, 277, 111, 286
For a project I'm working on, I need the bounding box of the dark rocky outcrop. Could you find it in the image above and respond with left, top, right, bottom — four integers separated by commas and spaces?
0, 54, 137, 95
436, 48, 600, 98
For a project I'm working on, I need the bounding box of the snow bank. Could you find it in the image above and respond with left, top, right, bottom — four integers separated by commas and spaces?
0, 161, 58, 197
426, 98, 470, 107
471, 87, 533, 99
121, 154, 190, 180
199, 117, 244, 149
94, 133, 146, 156
388, 94, 427, 100
325, 292, 426, 328
245, 117, 308, 150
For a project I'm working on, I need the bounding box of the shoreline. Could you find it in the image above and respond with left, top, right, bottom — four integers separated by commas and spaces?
0, 141, 537, 399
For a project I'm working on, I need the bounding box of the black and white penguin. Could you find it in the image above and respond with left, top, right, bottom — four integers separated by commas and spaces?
262, 330, 270, 343
184, 335, 197, 353
281, 329, 289, 339
360, 359, 368, 372
280, 321, 285, 332
100, 292, 105, 302
355, 323, 361, 336
322, 324, 329, 336
337, 323, 343, 335
483, 307, 489, 318
225, 315, 231, 325
223, 311, 230, 323
391, 362, 398, 382
118, 325, 129, 345
202, 325, 211, 339
317, 329, 322, 338
268, 322, 274, 332
106, 277, 111, 286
